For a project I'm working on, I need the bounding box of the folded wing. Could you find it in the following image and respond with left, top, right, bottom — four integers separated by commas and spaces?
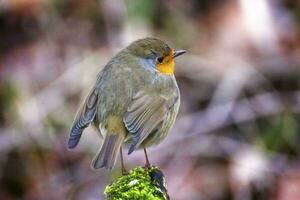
68, 87, 98, 149
124, 91, 169, 154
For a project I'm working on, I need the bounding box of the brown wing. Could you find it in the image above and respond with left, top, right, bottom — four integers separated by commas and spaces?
123, 91, 169, 154
68, 87, 98, 149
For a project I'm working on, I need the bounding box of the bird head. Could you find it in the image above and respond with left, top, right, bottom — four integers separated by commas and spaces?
127, 38, 186, 75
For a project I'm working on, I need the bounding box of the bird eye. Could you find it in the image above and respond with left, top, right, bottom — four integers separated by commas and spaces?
157, 57, 164, 63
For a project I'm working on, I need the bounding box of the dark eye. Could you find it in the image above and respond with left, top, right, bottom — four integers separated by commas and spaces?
157, 57, 164, 63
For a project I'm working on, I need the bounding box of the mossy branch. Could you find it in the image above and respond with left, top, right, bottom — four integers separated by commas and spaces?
104, 166, 170, 200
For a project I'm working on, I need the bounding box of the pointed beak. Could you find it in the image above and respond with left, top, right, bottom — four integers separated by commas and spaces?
173, 50, 186, 58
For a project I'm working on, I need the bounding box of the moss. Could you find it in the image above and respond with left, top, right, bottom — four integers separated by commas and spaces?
104, 166, 169, 200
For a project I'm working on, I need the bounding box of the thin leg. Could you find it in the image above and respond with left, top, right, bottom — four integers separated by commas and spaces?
120, 147, 127, 175
143, 148, 151, 168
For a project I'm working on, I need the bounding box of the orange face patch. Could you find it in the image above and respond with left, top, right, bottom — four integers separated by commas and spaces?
156, 50, 175, 75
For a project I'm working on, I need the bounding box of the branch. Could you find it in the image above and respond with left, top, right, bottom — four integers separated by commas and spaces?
105, 166, 169, 200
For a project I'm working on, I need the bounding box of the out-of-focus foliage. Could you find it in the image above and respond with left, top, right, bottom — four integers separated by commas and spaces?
0, 80, 18, 126
0, 0, 300, 199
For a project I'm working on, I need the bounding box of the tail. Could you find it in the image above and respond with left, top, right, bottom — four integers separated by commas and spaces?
91, 133, 125, 169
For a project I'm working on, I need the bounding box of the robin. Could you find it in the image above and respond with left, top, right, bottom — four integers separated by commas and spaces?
68, 38, 185, 172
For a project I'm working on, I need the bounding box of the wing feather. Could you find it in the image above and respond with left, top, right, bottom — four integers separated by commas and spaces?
124, 92, 168, 154
68, 87, 98, 149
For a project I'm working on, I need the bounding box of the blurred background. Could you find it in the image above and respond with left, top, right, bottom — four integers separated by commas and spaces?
0, 0, 300, 199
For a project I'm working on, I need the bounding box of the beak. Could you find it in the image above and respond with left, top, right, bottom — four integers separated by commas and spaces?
173, 50, 186, 58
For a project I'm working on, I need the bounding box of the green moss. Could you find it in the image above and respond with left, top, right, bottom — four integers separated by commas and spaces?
104, 166, 168, 200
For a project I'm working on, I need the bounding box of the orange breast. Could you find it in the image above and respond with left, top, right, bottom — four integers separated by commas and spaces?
156, 51, 175, 75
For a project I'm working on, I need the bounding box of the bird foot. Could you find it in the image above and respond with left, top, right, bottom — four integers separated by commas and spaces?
144, 163, 151, 170
121, 167, 128, 175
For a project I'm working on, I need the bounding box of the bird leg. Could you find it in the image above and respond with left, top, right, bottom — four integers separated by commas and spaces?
120, 147, 127, 175
143, 148, 151, 169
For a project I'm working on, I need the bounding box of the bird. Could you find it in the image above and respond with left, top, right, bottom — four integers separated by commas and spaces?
68, 37, 185, 172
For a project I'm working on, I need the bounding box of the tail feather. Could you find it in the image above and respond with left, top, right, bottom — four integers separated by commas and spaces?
91, 133, 125, 169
